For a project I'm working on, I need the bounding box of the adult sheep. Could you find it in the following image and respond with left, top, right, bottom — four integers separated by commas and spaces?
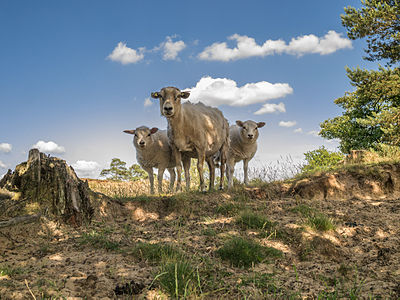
123, 126, 177, 194
226, 120, 265, 189
151, 87, 229, 192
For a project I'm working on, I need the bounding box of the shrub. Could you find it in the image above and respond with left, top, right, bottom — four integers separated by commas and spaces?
301, 146, 344, 174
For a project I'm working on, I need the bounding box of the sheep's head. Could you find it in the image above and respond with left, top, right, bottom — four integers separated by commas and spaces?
124, 126, 158, 149
236, 120, 265, 142
151, 87, 190, 118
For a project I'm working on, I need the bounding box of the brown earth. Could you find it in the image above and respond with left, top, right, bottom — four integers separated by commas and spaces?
1, 163, 400, 299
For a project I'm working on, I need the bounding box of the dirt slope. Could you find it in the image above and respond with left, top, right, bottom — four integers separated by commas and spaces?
0, 163, 399, 299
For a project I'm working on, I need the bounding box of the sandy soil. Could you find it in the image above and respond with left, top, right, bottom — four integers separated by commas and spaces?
1, 169, 400, 299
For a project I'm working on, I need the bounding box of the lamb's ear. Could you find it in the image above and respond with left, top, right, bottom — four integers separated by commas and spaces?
123, 130, 135, 135
150, 127, 158, 134
236, 120, 244, 127
180, 91, 190, 99
151, 92, 161, 99
257, 122, 266, 128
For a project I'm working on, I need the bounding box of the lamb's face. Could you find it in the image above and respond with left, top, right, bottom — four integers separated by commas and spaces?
123, 127, 158, 149
151, 87, 190, 118
236, 120, 266, 141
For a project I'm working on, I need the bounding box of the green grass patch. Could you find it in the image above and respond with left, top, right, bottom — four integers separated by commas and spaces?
216, 202, 243, 216
217, 237, 282, 268
79, 230, 120, 251
153, 258, 199, 299
307, 213, 335, 231
0, 265, 25, 277
292, 204, 335, 232
236, 211, 275, 231
130, 242, 183, 263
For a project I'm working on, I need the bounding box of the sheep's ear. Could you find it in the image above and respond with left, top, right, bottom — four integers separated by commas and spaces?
123, 130, 135, 135
236, 120, 244, 127
257, 122, 266, 128
180, 91, 190, 99
151, 92, 161, 99
150, 127, 158, 134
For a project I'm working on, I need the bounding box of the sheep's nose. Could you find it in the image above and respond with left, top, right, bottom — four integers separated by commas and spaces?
139, 141, 145, 145
248, 134, 254, 139
164, 106, 173, 112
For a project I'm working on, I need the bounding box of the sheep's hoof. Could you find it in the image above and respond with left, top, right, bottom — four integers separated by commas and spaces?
218, 186, 224, 191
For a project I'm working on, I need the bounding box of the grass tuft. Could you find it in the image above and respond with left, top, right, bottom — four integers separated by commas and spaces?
217, 237, 282, 268
292, 204, 335, 231
79, 230, 120, 251
236, 211, 275, 231
130, 242, 183, 264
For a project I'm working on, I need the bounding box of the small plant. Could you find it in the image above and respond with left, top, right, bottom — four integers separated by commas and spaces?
217, 237, 282, 268
130, 242, 183, 263
79, 230, 120, 251
240, 273, 281, 294
216, 202, 242, 216
307, 213, 336, 231
292, 204, 335, 231
301, 146, 344, 174
0, 265, 24, 277
154, 259, 198, 299
236, 211, 275, 231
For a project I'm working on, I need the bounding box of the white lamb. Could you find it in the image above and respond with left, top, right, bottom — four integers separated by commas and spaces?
226, 120, 265, 189
124, 126, 176, 194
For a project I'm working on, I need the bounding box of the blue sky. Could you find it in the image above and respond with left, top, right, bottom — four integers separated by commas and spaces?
0, 1, 377, 178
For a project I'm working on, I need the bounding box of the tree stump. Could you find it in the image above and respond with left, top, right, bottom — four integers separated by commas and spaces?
0, 149, 93, 226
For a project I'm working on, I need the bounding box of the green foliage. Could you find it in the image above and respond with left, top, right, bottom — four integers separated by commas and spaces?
217, 237, 282, 268
155, 260, 198, 299
320, 67, 400, 152
292, 204, 335, 231
79, 230, 120, 251
301, 146, 344, 173
100, 158, 147, 181
236, 211, 275, 231
342, 0, 400, 65
130, 242, 183, 263
0, 265, 24, 277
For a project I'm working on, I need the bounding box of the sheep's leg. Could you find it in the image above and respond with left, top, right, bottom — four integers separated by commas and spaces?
157, 167, 165, 194
227, 158, 235, 190
197, 151, 206, 192
182, 155, 191, 191
167, 167, 176, 193
206, 157, 215, 191
219, 144, 228, 190
173, 147, 183, 192
243, 159, 250, 186
144, 167, 155, 194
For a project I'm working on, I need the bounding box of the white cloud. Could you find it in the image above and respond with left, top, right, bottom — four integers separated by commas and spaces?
0, 143, 12, 153
72, 160, 101, 178
160, 36, 186, 60
32, 141, 66, 154
108, 42, 145, 65
279, 121, 297, 127
198, 31, 352, 61
144, 97, 153, 107
294, 128, 303, 133
254, 102, 286, 115
0, 160, 6, 169
184, 76, 293, 107
307, 130, 320, 137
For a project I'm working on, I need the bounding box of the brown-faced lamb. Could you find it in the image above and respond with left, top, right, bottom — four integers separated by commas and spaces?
151, 87, 229, 192
123, 126, 176, 194
226, 120, 265, 189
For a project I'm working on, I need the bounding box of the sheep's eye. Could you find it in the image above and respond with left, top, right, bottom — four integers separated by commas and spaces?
134, 134, 138, 137
147, 133, 151, 137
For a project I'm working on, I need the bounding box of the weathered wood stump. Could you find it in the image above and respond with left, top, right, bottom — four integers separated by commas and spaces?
0, 149, 93, 226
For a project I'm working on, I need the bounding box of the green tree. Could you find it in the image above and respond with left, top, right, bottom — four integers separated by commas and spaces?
320, 67, 400, 152
342, 0, 400, 65
301, 146, 344, 173
100, 158, 148, 181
